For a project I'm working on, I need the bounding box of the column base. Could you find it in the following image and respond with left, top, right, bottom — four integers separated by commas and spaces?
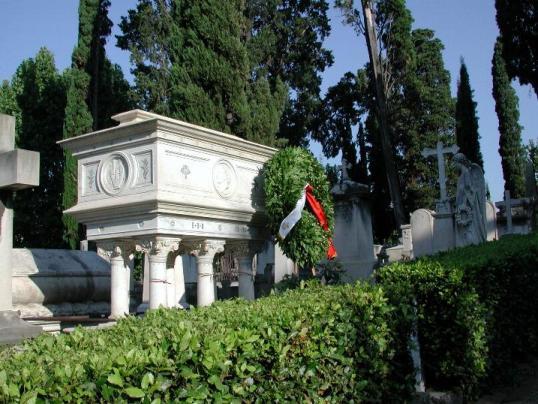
0, 310, 43, 345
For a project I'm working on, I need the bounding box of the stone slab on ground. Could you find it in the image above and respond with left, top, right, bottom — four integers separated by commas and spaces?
0, 311, 42, 345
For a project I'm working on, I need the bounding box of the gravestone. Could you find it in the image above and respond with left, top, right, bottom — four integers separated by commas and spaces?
485, 200, 498, 241
422, 141, 459, 253
410, 209, 434, 258
59, 110, 275, 315
0, 113, 42, 344
330, 164, 376, 281
495, 190, 534, 236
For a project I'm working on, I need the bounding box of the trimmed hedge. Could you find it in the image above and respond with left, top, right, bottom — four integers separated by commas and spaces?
377, 232, 538, 397
1, 233, 536, 402
0, 282, 412, 402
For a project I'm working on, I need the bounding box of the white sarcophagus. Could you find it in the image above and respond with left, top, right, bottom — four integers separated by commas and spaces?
59, 110, 276, 315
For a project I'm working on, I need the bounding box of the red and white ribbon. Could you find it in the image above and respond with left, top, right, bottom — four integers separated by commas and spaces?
278, 184, 337, 260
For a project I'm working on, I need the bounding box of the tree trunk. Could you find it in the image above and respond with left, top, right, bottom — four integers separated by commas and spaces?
362, 0, 406, 228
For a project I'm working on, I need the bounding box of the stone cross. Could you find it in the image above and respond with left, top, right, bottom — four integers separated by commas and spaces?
504, 190, 513, 234
421, 141, 459, 201
0, 113, 41, 344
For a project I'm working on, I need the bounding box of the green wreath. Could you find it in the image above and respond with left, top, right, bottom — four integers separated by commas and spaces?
263, 147, 334, 268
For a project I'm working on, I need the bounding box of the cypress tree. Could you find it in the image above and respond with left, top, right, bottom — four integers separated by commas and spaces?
492, 38, 526, 198
62, 0, 98, 249
455, 59, 483, 168
8, 49, 67, 247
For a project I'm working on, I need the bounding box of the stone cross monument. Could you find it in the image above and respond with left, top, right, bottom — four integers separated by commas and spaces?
421, 141, 459, 211
0, 114, 42, 344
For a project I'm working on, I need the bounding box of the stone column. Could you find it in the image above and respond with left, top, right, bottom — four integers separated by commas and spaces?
97, 241, 134, 319
227, 241, 261, 301
0, 197, 13, 312
173, 254, 188, 308
190, 239, 225, 307
137, 238, 180, 310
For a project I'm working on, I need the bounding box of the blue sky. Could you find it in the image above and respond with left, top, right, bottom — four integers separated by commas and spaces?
0, 0, 536, 203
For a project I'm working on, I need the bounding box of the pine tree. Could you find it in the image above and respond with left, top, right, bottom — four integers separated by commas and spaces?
8, 49, 67, 248
492, 38, 526, 198
455, 60, 483, 168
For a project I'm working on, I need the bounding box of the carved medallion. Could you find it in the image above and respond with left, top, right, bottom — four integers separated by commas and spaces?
100, 153, 130, 195
212, 159, 237, 198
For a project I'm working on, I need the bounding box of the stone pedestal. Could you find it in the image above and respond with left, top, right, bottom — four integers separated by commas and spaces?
192, 240, 225, 307
432, 200, 455, 253
331, 181, 376, 281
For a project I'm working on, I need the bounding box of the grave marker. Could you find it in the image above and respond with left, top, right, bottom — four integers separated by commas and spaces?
0, 113, 42, 344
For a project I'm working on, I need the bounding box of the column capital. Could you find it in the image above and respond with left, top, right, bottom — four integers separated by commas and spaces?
97, 240, 136, 262
135, 237, 181, 257
226, 240, 264, 258
189, 239, 225, 258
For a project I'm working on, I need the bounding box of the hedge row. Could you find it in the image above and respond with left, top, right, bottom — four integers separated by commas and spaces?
377, 232, 538, 396
0, 282, 413, 403
1, 233, 536, 402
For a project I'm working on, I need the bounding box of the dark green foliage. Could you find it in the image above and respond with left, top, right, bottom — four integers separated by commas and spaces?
495, 0, 538, 97
263, 147, 334, 268
118, 0, 287, 147
246, 0, 333, 146
456, 60, 483, 168
62, 69, 93, 249
0, 81, 21, 137
0, 282, 409, 402
396, 29, 455, 213
8, 49, 67, 248
377, 233, 538, 397
313, 71, 367, 183
492, 39, 526, 198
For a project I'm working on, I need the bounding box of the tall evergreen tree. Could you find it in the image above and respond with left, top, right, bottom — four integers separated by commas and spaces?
495, 0, 538, 97
492, 38, 526, 198
391, 29, 455, 213
7, 49, 67, 247
63, 0, 99, 249
118, 0, 286, 147
246, 0, 333, 146
63, 0, 133, 249
455, 60, 483, 168
313, 71, 366, 183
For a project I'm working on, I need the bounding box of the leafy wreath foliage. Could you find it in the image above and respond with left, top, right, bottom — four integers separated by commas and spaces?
263, 147, 334, 268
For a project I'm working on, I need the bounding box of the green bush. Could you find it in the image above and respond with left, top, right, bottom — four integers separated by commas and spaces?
377, 232, 538, 396
0, 282, 413, 402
